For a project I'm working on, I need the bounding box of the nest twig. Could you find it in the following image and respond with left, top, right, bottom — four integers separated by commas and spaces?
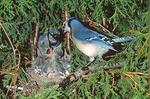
64, 10, 71, 54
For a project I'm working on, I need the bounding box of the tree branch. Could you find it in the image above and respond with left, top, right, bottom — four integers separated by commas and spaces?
0, 22, 16, 54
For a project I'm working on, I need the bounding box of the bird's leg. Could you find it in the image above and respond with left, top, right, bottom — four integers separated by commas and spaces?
81, 57, 96, 70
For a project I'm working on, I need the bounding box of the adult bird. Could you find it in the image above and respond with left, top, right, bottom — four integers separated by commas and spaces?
63, 17, 134, 66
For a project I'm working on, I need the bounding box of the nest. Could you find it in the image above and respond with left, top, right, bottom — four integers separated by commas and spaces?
20, 29, 123, 96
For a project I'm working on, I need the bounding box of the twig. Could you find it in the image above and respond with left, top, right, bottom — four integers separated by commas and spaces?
102, 17, 106, 30
116, 8, 126, 18
86, 17, 118, 37
11, 49, 21, 99
0, 22, 16, 54
111, 72, 115, 85
14, 49, 21, 70
12, 74, 18, 99
123, 73, 138, 89
112, 24, 118, 32
123, 72, 145, 91
64, 10, 71, 54
0, 22, 22, 99
34, 24, 39, 46
6, 82, 13, 96
32, 23, 39, 61
0, 71, 15, 75
125, 72, 149, 76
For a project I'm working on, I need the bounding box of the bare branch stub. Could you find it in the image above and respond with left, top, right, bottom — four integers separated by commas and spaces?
64, 10, 71, 55
32, 23, 39, 61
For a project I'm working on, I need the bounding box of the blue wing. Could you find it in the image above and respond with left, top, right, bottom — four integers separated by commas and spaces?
73, 28, 105, 40
73, 28, 115, 48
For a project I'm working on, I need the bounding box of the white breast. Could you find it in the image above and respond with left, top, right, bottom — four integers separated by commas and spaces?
73, 38, 109, 58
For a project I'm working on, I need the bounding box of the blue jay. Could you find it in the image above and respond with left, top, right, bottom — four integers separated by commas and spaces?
63, 17, 134, 63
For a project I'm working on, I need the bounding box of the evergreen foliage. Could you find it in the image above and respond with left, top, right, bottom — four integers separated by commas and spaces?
0, 0, 149, 98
